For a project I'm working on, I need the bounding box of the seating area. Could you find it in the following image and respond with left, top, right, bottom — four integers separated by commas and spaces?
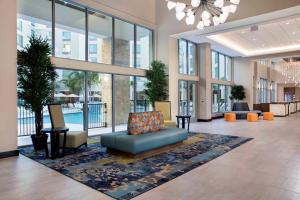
2, 0, 300, 200
101, 111, 188, 155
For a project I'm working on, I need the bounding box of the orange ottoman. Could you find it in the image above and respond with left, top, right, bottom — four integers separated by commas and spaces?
247, 113, 258, 122
224, 113, 236, 122
263, 112, 274, 121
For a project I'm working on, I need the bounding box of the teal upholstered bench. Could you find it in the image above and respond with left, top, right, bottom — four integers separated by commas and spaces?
101, 128, 188, 154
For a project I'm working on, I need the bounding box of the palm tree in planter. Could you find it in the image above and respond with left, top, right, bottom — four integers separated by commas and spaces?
230, 85, 247, 110
17, 35, 57, 150
145, 61, 169, 108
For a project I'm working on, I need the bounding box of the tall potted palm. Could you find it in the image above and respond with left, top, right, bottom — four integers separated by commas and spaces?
145, 61, 169, 108
17, 35, 57, 150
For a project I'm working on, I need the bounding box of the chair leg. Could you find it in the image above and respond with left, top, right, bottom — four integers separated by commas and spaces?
62, 131, 67, 156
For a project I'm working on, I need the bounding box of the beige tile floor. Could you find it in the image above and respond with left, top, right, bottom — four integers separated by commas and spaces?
3, 113, 300, 200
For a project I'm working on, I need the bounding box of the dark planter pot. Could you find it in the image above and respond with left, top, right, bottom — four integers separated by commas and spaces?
232, 102, 249, 111
31, 134, 48, 151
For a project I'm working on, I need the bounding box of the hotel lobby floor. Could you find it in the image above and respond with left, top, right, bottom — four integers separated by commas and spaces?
2, 113, 300, 200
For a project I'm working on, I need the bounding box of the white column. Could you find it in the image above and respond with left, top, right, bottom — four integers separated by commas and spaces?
0, 0, 18, 154
197, 43, 212, 121
168, 37, 179, 121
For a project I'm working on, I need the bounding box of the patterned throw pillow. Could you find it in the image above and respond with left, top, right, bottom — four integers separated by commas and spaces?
127, 111, 165, 135
128, 112, 151, 135
148, 111, 165, 132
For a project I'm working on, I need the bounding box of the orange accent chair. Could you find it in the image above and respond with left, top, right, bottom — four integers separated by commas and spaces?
247, 113, 258, 122
224, 113, 236, 122
263, 112, 274, 121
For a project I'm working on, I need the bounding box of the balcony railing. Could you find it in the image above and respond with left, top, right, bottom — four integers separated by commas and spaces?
18, 102, 107, 137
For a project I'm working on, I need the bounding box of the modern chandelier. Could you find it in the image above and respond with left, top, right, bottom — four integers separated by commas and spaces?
166, 0, 240, 29
280, 61, 300, 85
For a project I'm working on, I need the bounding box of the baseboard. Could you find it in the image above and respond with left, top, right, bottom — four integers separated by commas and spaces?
212, 116, 224, 120
0, 150, 19, 159
197, 118, 212, 122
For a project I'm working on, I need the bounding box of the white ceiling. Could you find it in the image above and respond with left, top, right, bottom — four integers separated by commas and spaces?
207, 16, 300, 57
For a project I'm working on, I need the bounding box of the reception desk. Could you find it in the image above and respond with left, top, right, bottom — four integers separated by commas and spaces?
269, 102, 300, 117
270, 102, 290, 117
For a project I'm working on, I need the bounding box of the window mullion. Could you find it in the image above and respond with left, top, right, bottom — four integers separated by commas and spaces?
52, 0, 55, 56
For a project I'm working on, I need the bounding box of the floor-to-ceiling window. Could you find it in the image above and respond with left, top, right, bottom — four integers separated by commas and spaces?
270, 81, 276, 102
211, 51, 232, 81
259, 78, 268, 103
178, 39, 197, 75
136, 26, 153, 69
212, 84, 232, 113
88, 10, 112, 64
211, 50, 233, 113
114, 19, 134, 67
16, 0, 52, 51
212, 51, 219, 80
55, 1, 85, 61
16, 0, 154, 138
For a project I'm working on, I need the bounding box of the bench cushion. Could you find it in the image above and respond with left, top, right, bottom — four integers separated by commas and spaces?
101, 128, 188, 154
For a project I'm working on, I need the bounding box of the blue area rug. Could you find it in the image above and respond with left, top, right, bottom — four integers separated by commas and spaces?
19, 132, 252, 200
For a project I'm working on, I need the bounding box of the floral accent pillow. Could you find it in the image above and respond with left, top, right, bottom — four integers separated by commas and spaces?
128, 112, 150, 135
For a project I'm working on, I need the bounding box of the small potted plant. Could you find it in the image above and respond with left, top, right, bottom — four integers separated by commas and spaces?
144, 61, 169, 108
17, 35, 57, 150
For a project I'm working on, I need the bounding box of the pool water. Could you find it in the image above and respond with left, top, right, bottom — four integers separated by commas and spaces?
19, 111, 103, 125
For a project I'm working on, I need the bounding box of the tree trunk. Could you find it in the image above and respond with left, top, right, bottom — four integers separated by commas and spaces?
35, 108, 43, 136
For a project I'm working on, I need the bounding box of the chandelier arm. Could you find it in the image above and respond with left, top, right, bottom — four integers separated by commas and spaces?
206, 3, 222, 16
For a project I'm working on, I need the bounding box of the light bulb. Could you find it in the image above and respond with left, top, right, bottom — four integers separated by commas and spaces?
176, 2, 186, 13
221, 6, 231, 14
213, 16, 220, 26
176, 11, 185, 21
219, 12, 228, 23
197, 21, 204, 29
214, 0, 224, 8
191, 0, 201, 7
203, 18, 211, 26
167, 1, 177, 10
230, 0, 240, 4
201, 10, 211, 20
230, 5, 237, 13
186, 14, 195, 25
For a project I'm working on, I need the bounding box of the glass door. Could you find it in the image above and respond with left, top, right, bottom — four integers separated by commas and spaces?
51, 69, 85, 131
86, 72, 112, 135
179, 80, 197, 120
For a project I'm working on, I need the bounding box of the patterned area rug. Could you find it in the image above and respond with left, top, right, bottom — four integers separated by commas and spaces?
19, 132, 252, 200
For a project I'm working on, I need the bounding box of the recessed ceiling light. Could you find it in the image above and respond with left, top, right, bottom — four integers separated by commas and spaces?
292, 32, 296, 35
252, 38, 257, 41
285, 22, 290, 25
